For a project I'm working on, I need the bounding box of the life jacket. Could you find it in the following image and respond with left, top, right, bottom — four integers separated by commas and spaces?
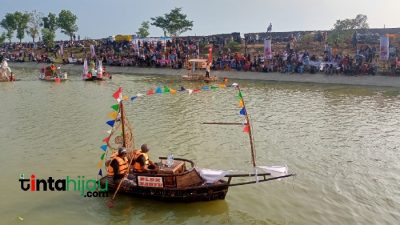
132, 150, 149, 172
107, 153, 129, 176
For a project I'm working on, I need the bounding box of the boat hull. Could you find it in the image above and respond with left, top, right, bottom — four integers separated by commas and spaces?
100, 176, 229, 202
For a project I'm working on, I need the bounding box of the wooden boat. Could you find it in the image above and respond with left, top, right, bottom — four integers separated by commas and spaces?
182, 59, 218, 82
0, 60, 17, 82
82, 59, 111, 81
39, 65, 68, 82
99, 86, 294, 202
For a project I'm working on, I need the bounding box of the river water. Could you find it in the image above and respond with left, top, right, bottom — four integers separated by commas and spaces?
1, 68, 399, 225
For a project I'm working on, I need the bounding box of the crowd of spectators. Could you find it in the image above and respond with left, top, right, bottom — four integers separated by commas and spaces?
1, 32, 399, 76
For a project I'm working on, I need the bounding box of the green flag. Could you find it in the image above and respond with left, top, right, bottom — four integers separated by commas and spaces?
210, 85, 218, 90
111, 104, 119, 111
100, 153, 105, 160
164, 86, 170, 93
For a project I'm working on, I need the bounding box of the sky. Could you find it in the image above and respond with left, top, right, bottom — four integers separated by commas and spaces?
1, 0, 399, 42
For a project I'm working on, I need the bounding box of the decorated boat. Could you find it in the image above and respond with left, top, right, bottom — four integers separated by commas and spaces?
182, 59, 218, 83
39, 64, 68, 82
98, 86, 294, 202
0, 60, 17, 82
82, 59, 111, 81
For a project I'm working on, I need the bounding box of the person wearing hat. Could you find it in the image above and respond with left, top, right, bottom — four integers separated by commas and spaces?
132, 144, 155, 172
107, 147, 129, 181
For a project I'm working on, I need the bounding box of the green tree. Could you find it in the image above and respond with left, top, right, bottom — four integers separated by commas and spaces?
58, 10, 78, 41
42, 12, 58, 32
0, 33, 6, 45
14, 12, 30, 43
1, 13, 17, 43
42, 28, 56, 48
136, 21, 150, 38
26, 10, 43, 43
151, 7, 193, 37
329, 14, 369, 45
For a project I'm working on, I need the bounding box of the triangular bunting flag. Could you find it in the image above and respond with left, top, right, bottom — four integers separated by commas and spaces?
243, 125, 250, 133
106, 120, 115, 127
98, 169, 103, 176
239, 100, 244, 108
238, 91, 243, 98
102, 136, 110, 143
107, 111, 118, 119
210, 85, 218, 90
155, 86, 163, 94
112, 87, 122, 100
111, 104, 119, 112
202, 86, 209, 90
193, 89, 201, 93
136, 93, 144, 97
131, 96, 137, 101
170, 88, 177, 94
97, 160, 102, 169
218, 84, 226, 88
123, 95, 129, 101
147, 89, 155, 95
163, 86, 170, 93
106, 129, 112, 134
240, 107, 247, 116
100, 145, 107, 151
100, 153, 105, 160
187, 89, 193, 94
179, 86, 186, 92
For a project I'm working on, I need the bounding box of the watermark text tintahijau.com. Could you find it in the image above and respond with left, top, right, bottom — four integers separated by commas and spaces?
18, 174, 108, 197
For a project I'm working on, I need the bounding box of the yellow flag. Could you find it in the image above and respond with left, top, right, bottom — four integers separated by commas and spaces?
97, 160, 103, 169
238, 100, 244, 108
108, 111, 118, 119
123, 95, 129, 101
170, 89, 177, 94
219, 84, 226, 88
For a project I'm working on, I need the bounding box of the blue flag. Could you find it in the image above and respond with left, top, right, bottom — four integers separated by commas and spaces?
202, 86, 209, 90
131, 96, 137, 101
106, 120, 115, 127
240, 107, 247, 116
100, 145, 107, 151
98, 169, 103, 176
155, 86, 163, 94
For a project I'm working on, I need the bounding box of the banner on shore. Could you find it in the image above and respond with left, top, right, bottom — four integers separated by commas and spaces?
264, 39, 272, 60
379, 36, 389, 61
90, 45, 96, 58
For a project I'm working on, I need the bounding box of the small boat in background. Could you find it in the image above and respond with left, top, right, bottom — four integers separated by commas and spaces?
39, 64, 68, 82
182, 59, 218, 83
0, 59, 17, 82
82, 59, 112, 81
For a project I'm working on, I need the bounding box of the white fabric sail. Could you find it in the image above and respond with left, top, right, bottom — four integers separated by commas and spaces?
97, 60, 103, 78
83, 59, 88, 79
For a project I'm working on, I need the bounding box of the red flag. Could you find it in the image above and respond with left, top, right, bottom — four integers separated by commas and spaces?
243, 125, 250, 133
147, 89, 155, 95
193, 89, 201, 93
102, 136, 110, 143
112, 87, 122, 99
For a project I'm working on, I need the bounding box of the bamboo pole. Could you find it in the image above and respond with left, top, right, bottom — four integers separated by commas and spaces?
237, 85, 257, 167
202, 122, 244, 125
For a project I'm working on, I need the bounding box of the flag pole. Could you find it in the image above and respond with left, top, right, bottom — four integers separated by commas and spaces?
237, 85, 256, 167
